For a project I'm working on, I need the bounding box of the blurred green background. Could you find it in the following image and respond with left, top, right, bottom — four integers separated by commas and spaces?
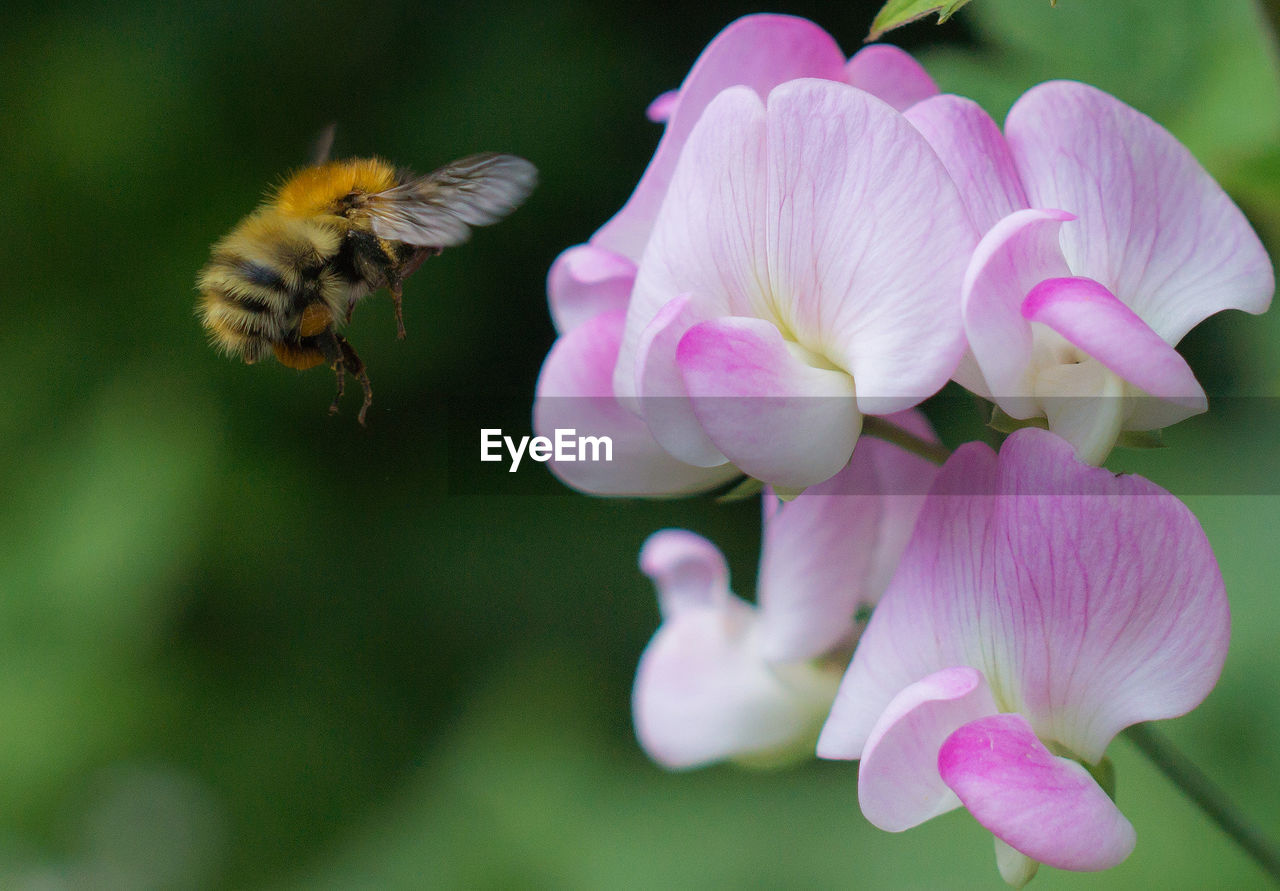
3, 0, 1279, 887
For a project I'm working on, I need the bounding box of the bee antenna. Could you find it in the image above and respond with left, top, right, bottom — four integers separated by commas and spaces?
310, 123, 337, 166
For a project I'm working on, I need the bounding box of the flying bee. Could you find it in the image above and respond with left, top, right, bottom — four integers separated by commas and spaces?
197, 135, 536, 424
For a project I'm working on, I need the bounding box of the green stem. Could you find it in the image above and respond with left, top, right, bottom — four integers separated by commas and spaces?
1259, 0, 1280, 49
861, 416, 953, 465
1124, 723, 1280, 883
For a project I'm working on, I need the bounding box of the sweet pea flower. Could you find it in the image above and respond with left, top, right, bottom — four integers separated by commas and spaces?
906, 82, 1274, 464
816, 428, 1229, 884
535, 14, 939, 495
610, 77, 975, 493
633, 414, 938, 768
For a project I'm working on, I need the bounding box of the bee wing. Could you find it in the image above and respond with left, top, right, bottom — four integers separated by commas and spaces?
363, 153, 537, 247
310, 123, 337, 165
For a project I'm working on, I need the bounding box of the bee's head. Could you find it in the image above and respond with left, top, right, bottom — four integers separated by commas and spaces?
272, 159, 397, 219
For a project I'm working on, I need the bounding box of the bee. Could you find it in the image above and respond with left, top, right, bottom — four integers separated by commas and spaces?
197, 133, 536, 424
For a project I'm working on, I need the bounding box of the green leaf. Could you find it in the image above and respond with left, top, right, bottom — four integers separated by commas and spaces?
868, 0, 974, 41
1116, 429, 1167, 450
714, 476, 764, 503
987, 405, 1048, 434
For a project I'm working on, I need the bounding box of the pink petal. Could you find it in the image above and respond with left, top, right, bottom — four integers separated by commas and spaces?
843, 44, 938, 111
851, 667, 999, 831
963, 209, 1074, 416
677, 317, 861, 490
905, 94, 1030, 234
939, 713, 1136, 871
756, 452, 882, 662
814, 409, 940, 587
645, 89, 679, 123
639, 529, 730, 617
634, 296, 729, 468
818, 428, 1229, 763
1007, 80, 1274, 344
761, 79, 974, 411
1123, 383, 1213, 433
1022, 276, 1207, 422
950, 351, 992, 401
546, 244, 636, 335
634, 531, 841, 769
978, 430, 1229, 760
817, 442, 999, 758
616, 86, 766, 406
859, 411, 940, 596
633, 601, 837, 769
594, 14, 847, 261
533, 310, 736, 496
758, 410, 938, 662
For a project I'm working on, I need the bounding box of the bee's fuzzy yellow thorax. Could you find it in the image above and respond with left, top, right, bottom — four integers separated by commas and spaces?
272, 158, 398, 217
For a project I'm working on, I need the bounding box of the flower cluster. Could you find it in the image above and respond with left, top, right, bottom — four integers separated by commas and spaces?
532, 13, 1272, 886
534, 15, 951, 495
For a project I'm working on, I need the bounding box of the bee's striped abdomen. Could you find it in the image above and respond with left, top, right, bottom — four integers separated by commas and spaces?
197, 212, 344, 363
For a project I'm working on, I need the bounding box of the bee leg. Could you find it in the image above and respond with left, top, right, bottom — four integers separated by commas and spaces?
334, 333, 373, 426
318, 331, 373, 424
389, 280, 406, 340
387, 246, 442, 340
330, 370, 345, 414
318, 331, 347, 416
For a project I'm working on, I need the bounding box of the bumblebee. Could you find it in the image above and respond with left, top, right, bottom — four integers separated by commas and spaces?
197, 137, 536, 424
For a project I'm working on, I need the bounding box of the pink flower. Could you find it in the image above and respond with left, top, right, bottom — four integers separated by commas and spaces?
633, 415, 937, 768
907, 82, 1273, 463
535, 14, 940, 495
816, 428, 1229, 882
610, 76, 974, 493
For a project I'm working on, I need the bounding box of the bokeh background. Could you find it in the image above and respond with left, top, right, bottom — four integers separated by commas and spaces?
3, 0, 1279, 886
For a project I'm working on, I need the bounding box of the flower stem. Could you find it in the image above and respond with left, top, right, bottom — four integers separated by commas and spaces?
1123, 723, 1280, 882
861, 416, 953, 465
